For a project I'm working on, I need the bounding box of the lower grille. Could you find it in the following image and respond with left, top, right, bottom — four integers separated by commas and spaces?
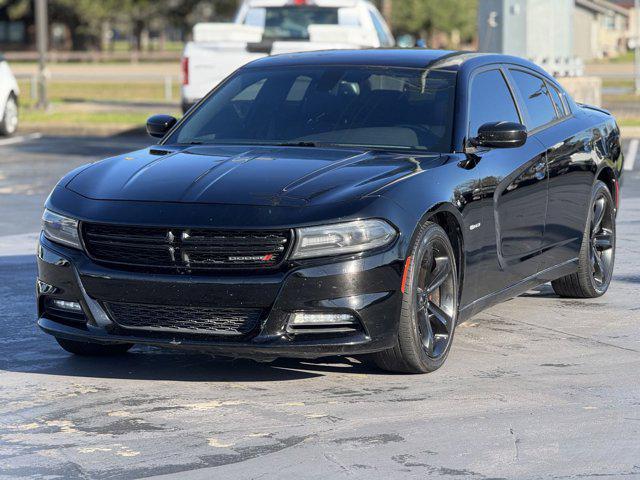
104, 302, 262, 336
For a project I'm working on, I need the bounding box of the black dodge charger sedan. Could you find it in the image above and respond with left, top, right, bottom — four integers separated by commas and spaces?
37, 49, 623, 373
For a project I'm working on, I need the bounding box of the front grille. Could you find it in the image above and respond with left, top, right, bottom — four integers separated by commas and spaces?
105, 301, 262, 336
81, 223, 291, 272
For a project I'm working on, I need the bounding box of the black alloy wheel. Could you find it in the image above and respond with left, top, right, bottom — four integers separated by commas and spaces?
373, 222, 458, 373
415, 236, 456, 359
552, 180, 616, 298
589, 193, 615, 290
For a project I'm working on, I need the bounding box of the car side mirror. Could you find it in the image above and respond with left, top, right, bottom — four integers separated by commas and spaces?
146, 114, 177, 138
472, 121, 527, 149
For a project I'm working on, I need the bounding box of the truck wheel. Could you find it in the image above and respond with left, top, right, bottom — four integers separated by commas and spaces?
0, 94, 18, 136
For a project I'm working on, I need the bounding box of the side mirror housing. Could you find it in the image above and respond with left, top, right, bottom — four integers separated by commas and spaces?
146, 114, 177, 138
472, 121, 527, 149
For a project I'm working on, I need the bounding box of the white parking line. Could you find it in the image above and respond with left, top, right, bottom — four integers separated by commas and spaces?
625, 139, 638, 171
0, 132, 42, 147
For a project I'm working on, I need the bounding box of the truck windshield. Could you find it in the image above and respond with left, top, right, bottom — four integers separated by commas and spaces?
245, 7, 339, 40
168, 66, 456, 153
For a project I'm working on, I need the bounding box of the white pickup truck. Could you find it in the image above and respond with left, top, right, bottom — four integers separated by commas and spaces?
180, 0, 394, 112
0, 54, 19, 136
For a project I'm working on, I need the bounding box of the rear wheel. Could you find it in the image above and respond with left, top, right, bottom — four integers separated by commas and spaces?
0, 94, 18, 136
56, 338, 134, 356
551, 180, 616, 298
373, 222, 458, 374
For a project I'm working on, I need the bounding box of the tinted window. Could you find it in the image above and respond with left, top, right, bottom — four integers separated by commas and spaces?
547, 83, 567, 117
169, 66, 457, 152
510, 70, 558, 129
245, 7, 339, 40
468, 69, 520, 138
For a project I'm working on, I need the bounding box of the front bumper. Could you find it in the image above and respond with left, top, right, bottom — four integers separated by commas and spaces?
36, 235, 403, 359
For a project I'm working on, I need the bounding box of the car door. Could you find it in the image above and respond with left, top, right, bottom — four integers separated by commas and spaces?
526, 76, 595, 271
466, 66, 549, 302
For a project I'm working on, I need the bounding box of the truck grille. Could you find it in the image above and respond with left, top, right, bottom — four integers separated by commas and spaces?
105, 301, 262, 336
81, 223, 291, 271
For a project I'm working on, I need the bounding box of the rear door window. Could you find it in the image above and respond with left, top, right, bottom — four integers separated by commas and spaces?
510, 70, 558, 129
468, 69, 521, 139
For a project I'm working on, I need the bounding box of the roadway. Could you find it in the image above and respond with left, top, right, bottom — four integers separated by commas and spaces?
0, 133, 639, 479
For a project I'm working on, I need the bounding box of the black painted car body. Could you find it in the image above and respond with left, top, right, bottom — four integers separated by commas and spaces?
37, 49, 623, 368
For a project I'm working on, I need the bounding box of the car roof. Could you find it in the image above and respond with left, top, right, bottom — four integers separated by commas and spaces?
243, 49, 552, 78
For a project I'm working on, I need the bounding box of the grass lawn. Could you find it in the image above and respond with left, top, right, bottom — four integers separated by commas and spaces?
591, 51, 635, 64
20, 109, 158, 126
17, 79, 180, 107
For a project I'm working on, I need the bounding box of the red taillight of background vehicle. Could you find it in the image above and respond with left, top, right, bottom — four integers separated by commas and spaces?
293, 0, 307, 5
181, 57, 189, 86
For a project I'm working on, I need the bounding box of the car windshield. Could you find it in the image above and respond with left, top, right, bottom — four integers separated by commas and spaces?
245, 7, 339, 40
168, 65, 457, 152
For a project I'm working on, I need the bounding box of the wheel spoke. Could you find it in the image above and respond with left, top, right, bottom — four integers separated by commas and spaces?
591, 197, 606, 235
593, 231, 613, 250
428, 302, 451, 334
419, 309, 434, 355
593, 248, 606, 281
415, 287, 427, 312
426, 256, 451, 294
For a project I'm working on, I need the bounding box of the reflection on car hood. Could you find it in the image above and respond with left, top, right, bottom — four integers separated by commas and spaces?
65, 145, 440, 207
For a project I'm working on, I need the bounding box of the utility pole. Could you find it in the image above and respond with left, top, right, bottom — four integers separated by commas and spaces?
636, 0, 640, 95
382, 0, 392, 24
35, 0, 48, 109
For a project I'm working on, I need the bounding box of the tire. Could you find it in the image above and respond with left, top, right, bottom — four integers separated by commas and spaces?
372, 221, 459, 374
55, 337, 134, 356
0, 94, 18, 136
551, 180, 616, 298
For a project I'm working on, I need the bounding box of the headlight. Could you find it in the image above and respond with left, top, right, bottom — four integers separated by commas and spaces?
42, 209, 81, 250
290, 219, 396, 259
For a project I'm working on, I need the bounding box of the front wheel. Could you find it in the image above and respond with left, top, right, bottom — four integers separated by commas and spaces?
55, 337, 134, 356
373, 222, 459, 374
551, 180, 616, 298
0, 95, 18, 136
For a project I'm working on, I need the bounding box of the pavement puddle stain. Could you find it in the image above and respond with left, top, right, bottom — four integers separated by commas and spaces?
45, 420, 77, 434
77, 444, 141, 457
305, 413, 327, 419
116, 447, 141, 457
107, 410, 132, 417
185, 400, 245, 411
78, 446, 113, 454
6, 422, 40, 431
207, 438, 235, 448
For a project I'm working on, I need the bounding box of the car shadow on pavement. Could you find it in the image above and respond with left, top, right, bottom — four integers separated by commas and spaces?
519, 283, 559, 298
2, 344, 386, 382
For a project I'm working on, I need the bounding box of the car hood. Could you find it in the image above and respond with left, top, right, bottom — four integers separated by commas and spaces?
65, 145, 440, 207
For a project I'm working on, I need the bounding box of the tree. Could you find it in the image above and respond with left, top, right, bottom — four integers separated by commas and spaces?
392, 0, 478, 48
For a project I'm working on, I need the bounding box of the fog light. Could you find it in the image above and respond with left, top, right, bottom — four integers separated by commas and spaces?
51, 299, 82, 312
289, 312, 356, 326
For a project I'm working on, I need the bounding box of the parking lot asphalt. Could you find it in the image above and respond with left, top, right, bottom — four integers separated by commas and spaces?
0, 134, 639, 479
